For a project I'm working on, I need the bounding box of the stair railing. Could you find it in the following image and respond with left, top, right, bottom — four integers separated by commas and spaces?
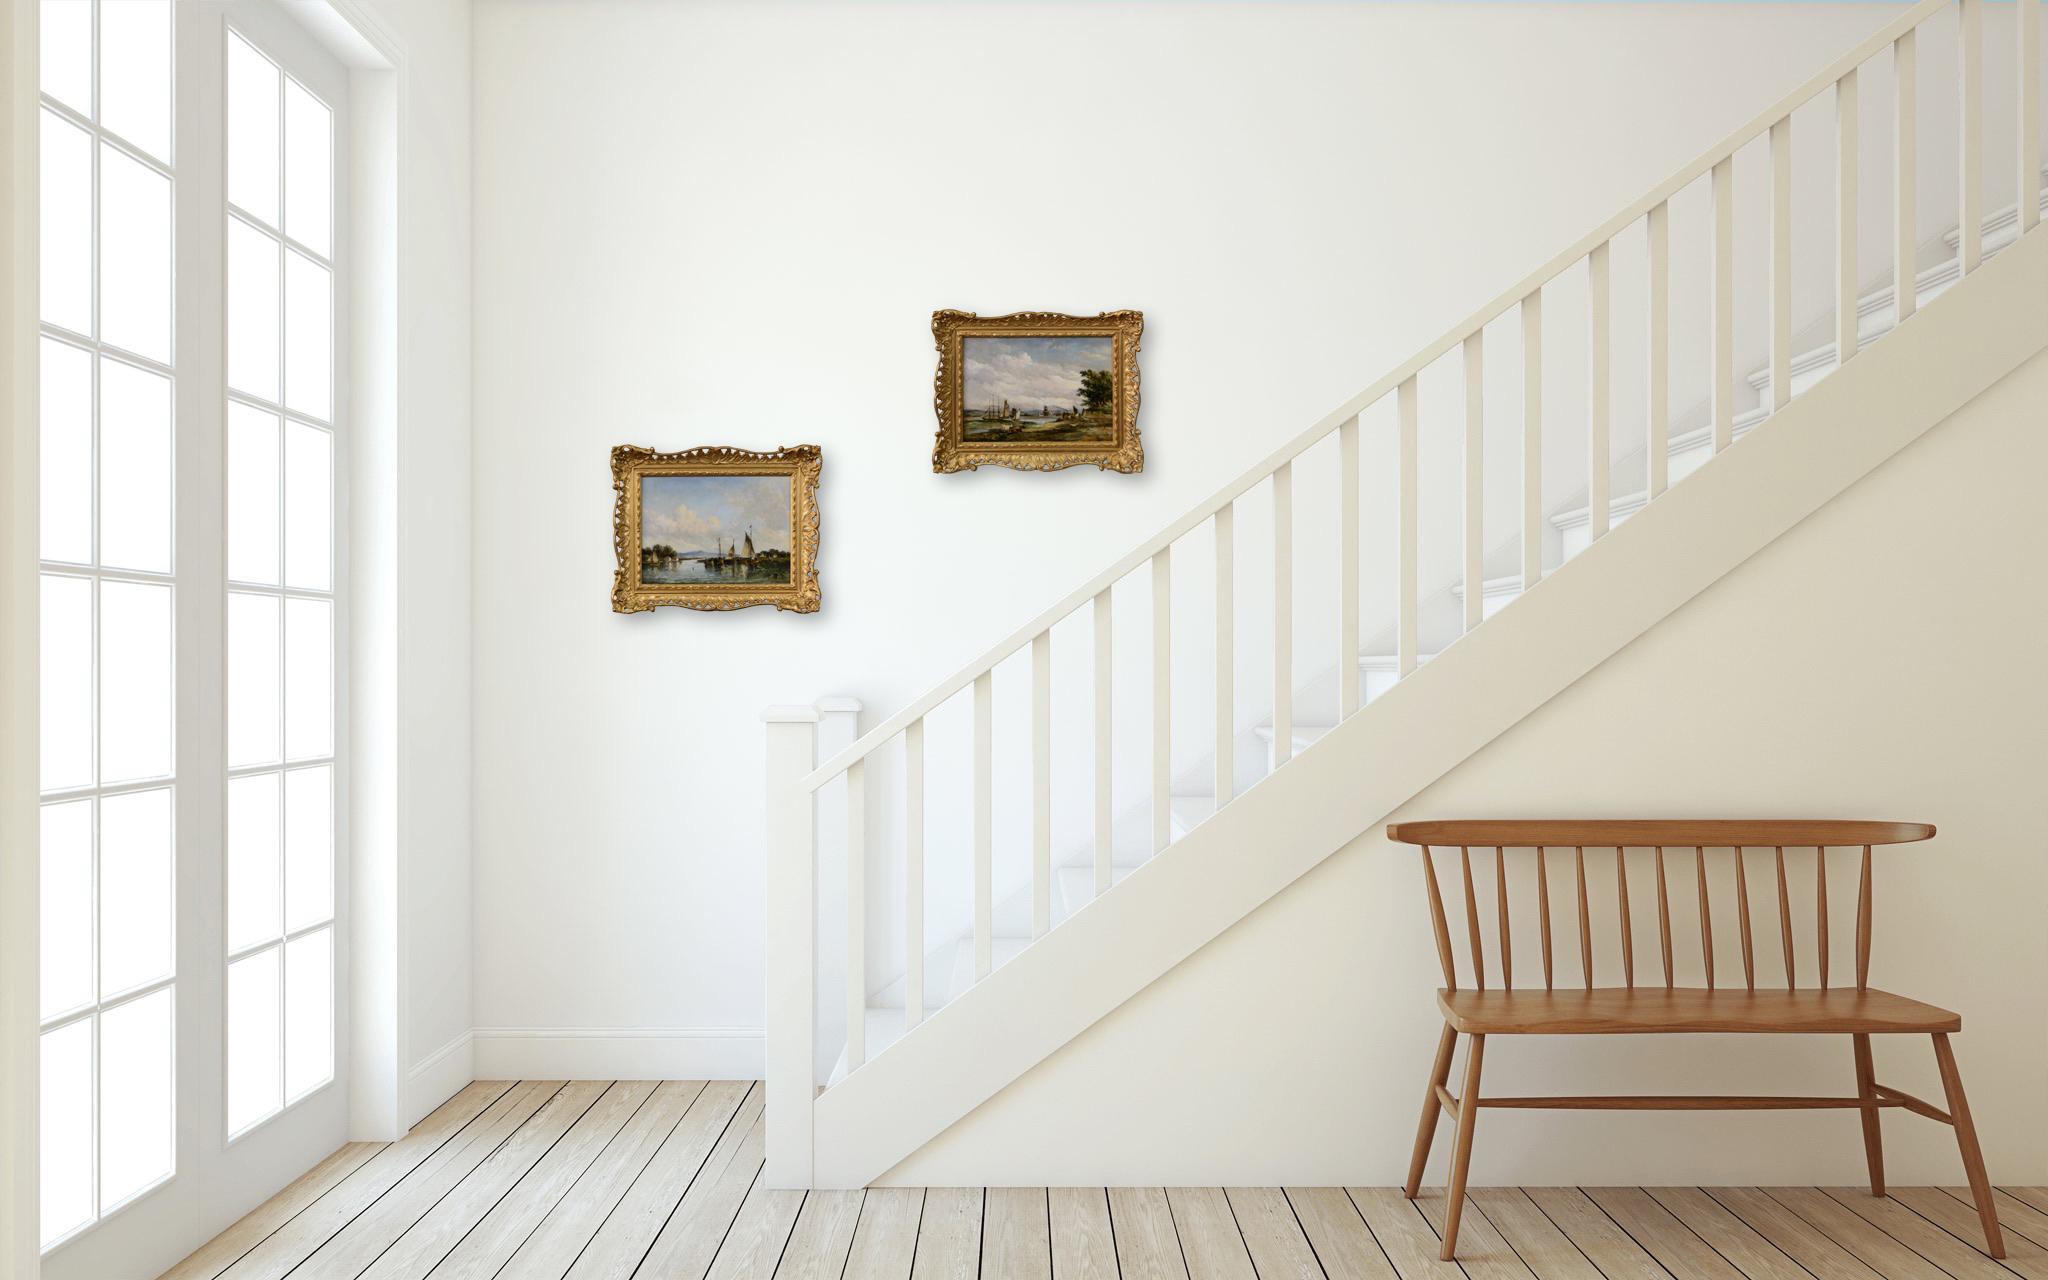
764, 0, 2039, 1186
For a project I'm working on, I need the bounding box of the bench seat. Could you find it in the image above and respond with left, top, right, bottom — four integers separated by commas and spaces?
1438, 986, 1960, 1035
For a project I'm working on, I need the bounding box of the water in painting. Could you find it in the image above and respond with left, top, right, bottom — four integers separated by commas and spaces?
639, 473, 793, 585
961, 335, 1116, 443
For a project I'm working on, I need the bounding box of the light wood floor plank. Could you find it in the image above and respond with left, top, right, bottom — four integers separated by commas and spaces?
1643, 1187, 1816, 1280
1890, 1187, 2043, 1277
431, 1081, 660, 1278
219, 1080, 515, 1280
1815, 1187, 2012, 1280
499, 1081, 706, 1280
1048, 1187, 1117, 1280
1582, 1187, 1745, 1280
1285, 1187, 1397, 1280
1349, 1186, 1464, 1279
773, 1190, 865, 1280
634, 1096, 772, 1280
565, 1080, 755, 1280
1165, 1187, 1254, 1280
985, 1188, 1053, 1279
1522, 1187, 1671, 1279
156, 1140, 385, 1280
1223, 1188, 1324, 1279
1110, 1187, 1189, 1280
2010, 1191, 2048, 1217
294, 1080, 569, 1280
705, 1177, 806, 1280
842, 1187, 924, 1280
1967, 1188, 2048, 1250
1466, 1188, 1605, 1280
1756, 1188, 1950, 1280
1409, 1188, 1538, 1280
909, 1187, 982, 1280
1702, 1187, 1884, 1280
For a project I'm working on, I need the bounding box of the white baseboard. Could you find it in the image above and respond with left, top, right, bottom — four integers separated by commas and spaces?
403, 1030, 476, 1128
471, 1027, 763, 1080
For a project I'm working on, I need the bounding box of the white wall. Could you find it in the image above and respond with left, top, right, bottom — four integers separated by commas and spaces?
888, 346, 2048, 1186
469, 1, 2011, 1075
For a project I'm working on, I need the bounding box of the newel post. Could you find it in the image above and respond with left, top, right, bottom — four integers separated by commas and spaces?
763, 705, 821, 1188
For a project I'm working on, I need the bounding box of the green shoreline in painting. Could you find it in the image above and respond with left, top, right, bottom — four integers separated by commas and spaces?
961, 410, 1114, 444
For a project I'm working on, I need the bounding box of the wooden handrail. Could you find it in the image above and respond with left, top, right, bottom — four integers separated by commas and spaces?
795, 0, 1948, 794
1387, 820, 1934, 847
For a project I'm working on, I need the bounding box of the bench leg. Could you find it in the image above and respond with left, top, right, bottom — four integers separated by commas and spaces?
1851, 1033, 1885, 1196
1440, 1033, 1486, 1262
1404, 1023, 1459, 1199
1931, 1032, 2004, 1259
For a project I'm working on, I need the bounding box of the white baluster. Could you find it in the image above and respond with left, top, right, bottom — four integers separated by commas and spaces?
904, 718, 924, 1029
1897, 30, 1918, 323
2024, 0, 2042, 237
1837, 71, 1860, 365
1959, 0, 1982, 274
763, 708, 819, 1185
845, 758, 866, 1071
1398, 376, 1419, 678
1032, 631, 1051, 939
1587, 242, 1611, 540
1214, 504, 1233, 806
973, 670, 992, 980
1646, 201, 1670, 499
1770, 118, 1793, 413
1522, 294, 1543, 589
1272, 463, 1293, 766
1712, 157, 1735, 451
1462, 333, 1483, 633
1093, 589, 1112, 898
1152, 548, 1170, 854
1338, 414, 1361, 717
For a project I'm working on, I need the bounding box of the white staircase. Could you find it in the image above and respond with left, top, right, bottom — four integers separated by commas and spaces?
769, 0, 2047, 1187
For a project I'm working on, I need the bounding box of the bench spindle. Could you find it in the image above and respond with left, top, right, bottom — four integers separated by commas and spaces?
1574, 847, 1592, 989
1655, 846, 1674, 989
1817, 846, 1831, 991
1856, 844, 1874, 992
1422, 845, 1457, 992
1495, 848, 1512, 990
1616, 848, 1634, 990
1696, 848, 1715, 991
1735, 847, 1757, 992
1775, 847, 1796, 988
1460, 846, 1485, 991
1537, 847, 1554, 991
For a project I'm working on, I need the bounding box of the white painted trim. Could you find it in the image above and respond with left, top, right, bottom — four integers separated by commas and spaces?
471, 1027, 764, 1081
401, 1030, 473, 1129
814, 230, 2048, 1189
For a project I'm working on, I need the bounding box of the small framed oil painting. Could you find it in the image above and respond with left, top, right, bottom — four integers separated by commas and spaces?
611, 444, 822, 614
931, 309, 1144, 474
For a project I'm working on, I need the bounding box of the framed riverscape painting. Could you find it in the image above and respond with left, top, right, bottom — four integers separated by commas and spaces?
611, 444, 822, 613
931, 309, 1144, 474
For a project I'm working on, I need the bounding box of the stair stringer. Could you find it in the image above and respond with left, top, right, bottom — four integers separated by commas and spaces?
805, 226, 2048, 1190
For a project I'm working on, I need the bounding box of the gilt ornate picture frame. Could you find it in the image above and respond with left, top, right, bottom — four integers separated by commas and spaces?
931, 310, 1144, 474
611, 444, 822, 614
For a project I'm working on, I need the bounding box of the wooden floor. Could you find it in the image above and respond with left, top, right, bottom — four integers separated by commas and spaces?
161, 1080, 2046, 1280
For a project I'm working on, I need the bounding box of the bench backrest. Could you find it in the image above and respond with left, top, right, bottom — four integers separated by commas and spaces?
1383, 820, 1935, 994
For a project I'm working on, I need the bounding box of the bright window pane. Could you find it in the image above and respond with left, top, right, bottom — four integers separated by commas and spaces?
40, 336, 92, 565
227, 31, 279, 226
40, 1019, 94, 1248
229, 402, 282, 584
99, 357, 174, 574
283, 252, 330, 421
283, 766, 331, 931
284, 929, 331, 1099
227, 591, 281, 768
283, 79, 331, 257
99, 987, 174, 1206
99, 787, 173, 995
40, 799, 94, 1021
227, 772, 281, 952
39, 109, 91, 335
99, 0, 172, 163
99, 141, 172, 364
40, 573, 93, 792
98, 579, 173, 783
39, 0, 92, 117
227, 947, 281, 1134
283, 422, 331, 590
283, 597, 331, 761
227, 217, 281, 402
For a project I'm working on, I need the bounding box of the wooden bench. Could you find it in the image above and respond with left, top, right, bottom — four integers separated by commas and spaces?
1385, 819, 2002, 1262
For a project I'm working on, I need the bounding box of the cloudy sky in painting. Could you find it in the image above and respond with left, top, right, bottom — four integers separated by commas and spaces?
641, 473, 791, 554
963, 335, 1113, 413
